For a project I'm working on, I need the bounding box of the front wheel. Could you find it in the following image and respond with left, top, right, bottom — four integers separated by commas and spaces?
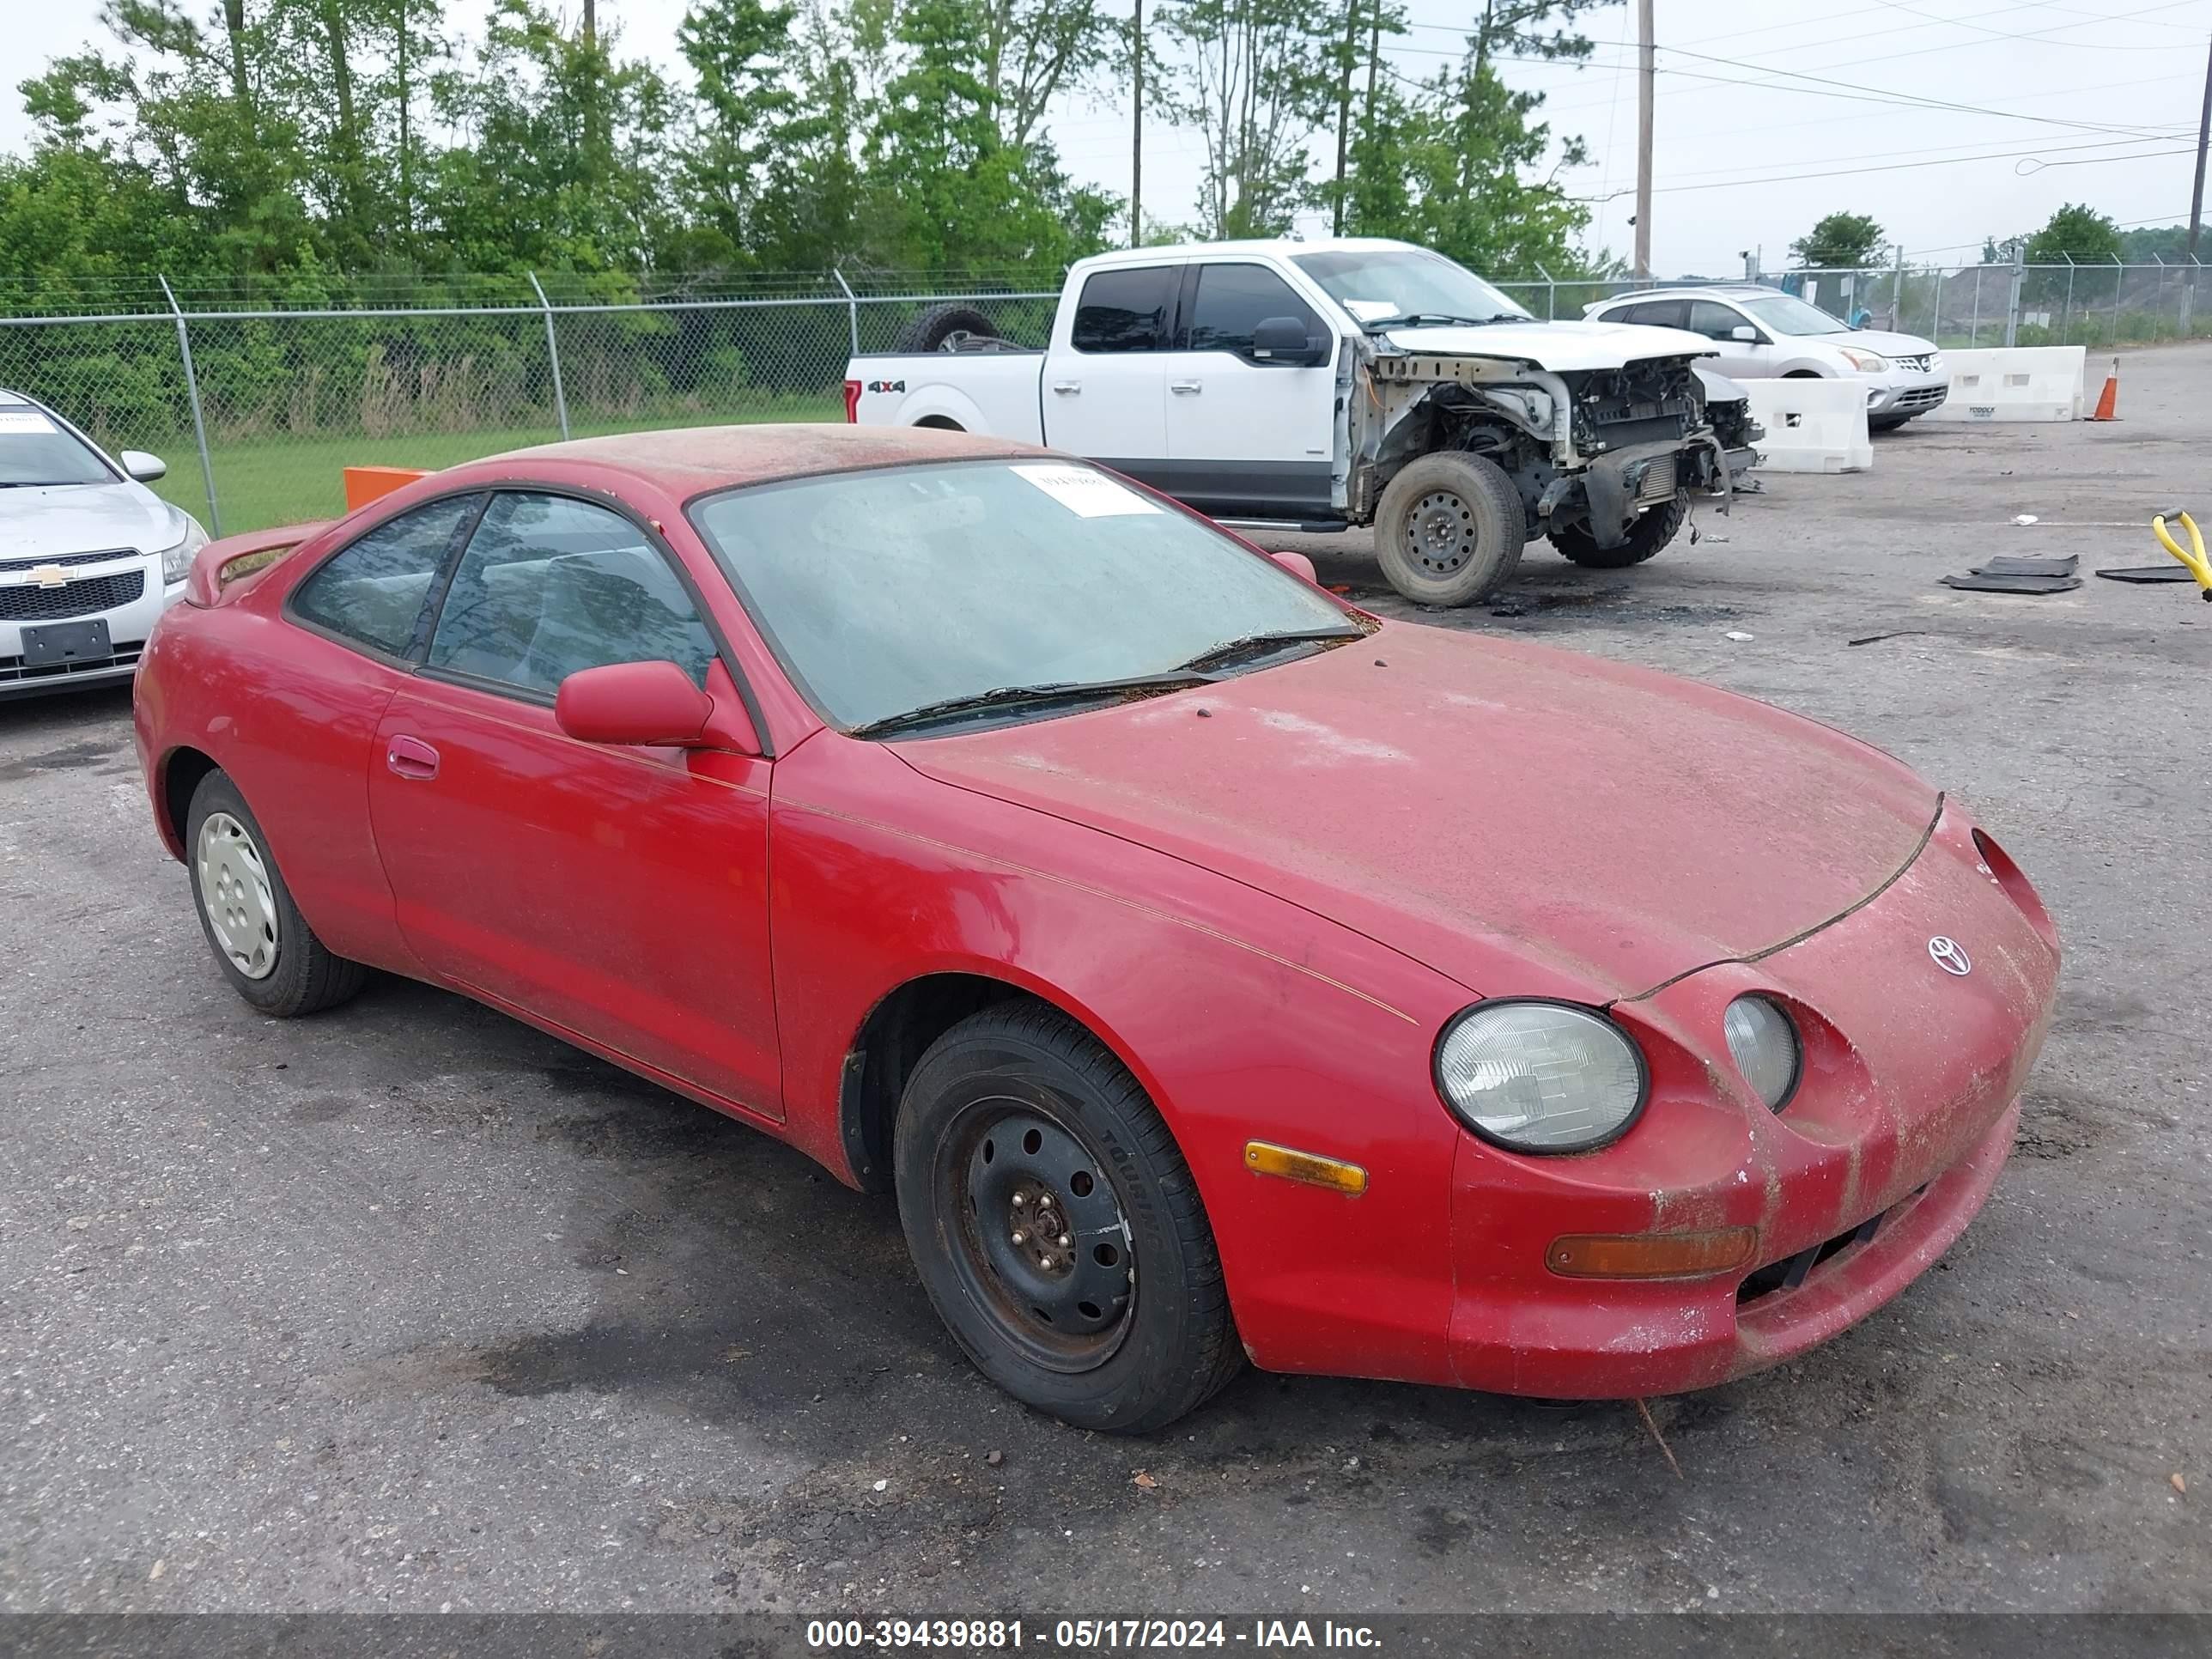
1372, 451, 1528, 606
1548, 492, 1687, 568
894, 1004, 1243, 1432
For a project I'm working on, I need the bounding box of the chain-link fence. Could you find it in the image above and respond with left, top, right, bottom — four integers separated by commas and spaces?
6, 258, 2210, 536
0, 274, 1056, 535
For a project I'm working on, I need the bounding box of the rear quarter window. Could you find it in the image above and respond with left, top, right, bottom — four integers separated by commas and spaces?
289, 495, 481, 657
1071, 267, 1176, 353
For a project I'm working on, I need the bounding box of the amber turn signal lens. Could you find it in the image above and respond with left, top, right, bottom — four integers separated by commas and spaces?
1547, 1227, 1758, 1279
1243, 1140, 1369, 1196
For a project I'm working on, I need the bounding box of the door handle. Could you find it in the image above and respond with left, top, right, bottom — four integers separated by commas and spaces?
386, 735, 440, 781
1050, 380, 1081, 394
1169, 379, 1203, 394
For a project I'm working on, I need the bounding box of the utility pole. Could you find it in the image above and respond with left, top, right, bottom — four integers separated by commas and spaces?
1634, 0, 1655, 280
1131, 0, 1144, 247
2189, 33, 2212, 268
1334, 0, 1359, 237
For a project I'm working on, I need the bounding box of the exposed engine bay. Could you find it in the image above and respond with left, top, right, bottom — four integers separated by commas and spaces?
1348, 340, 1741, 550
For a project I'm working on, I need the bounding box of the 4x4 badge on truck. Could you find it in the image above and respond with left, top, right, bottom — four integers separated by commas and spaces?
1928, 936, 1972, 976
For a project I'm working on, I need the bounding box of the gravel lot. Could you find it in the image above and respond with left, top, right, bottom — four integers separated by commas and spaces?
3, 346, 2206, 1620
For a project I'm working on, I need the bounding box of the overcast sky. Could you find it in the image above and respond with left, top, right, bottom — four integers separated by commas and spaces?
5, 0, 2209, 274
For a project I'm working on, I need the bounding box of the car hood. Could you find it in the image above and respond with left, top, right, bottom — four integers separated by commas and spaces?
1380, 319, 1716, 373
0, 479, 185, 556
1802, 327, 1936, 358
895, 623, 1939, 1003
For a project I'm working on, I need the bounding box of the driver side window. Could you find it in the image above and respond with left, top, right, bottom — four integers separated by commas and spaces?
426, 492, 718, 696
1687, 301, 1751, 342
1183, 264, 1324, 361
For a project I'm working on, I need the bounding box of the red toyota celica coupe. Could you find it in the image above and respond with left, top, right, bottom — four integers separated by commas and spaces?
133, 425, 2058, 1431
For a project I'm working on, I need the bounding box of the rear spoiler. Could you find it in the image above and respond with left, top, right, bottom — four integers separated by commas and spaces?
182, 521, 334, 607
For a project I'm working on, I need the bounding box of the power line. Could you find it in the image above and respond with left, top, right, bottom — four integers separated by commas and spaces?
1581, 142, 2197, 202
1652, 43, 2194, 138
1863, 0, 2181, 50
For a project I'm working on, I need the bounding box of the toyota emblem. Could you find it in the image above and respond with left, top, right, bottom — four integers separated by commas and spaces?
1928, 936, 1972, 976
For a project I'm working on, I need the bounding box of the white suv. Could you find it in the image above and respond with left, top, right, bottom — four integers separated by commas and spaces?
1, 389, 205, 699
1584, 285, 1948, 429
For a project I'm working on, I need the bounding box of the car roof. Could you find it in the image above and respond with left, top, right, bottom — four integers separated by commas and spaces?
1077, 236, 1431, 269
1597, 285, 1778, 305
448, 422, 1043, 496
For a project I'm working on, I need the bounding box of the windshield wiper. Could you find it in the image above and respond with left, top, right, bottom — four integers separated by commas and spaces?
1176, 628, 1359, 674
848, 671, 1218, 738
1369, 312, 1526, 331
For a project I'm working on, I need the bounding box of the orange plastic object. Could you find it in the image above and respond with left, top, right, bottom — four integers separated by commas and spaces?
343, 465, 430, 510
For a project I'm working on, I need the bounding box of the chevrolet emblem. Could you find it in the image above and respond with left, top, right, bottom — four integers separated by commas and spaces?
27, 563, 70, 588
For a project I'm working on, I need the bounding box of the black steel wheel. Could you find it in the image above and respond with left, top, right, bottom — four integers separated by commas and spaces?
1372, 450, 1527, 606
939, 1104, 1136, 1371
894, 1002, 1243, 1431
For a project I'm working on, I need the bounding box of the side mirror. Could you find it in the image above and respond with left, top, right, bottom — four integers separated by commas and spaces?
1730, 325, 1759, 343
119, 450, 167, 482
1269, 549, 1317, 584
556, 659, 760, 753
1251, 317, 1323, 366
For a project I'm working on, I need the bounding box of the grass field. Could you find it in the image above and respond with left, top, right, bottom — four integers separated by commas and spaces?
145, 404, 838, 534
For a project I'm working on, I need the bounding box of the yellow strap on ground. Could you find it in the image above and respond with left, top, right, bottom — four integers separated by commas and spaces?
2151, 512, 2212, 592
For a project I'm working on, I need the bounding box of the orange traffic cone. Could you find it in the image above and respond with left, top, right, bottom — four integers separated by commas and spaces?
2087, 356, 2119, 421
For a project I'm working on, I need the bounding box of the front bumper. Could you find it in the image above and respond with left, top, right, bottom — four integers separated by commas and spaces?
1438, 801, 2057, 1400
0, 561, 181, 699
1443, 1097, 2019, 1398
1867, 374, 1950, 418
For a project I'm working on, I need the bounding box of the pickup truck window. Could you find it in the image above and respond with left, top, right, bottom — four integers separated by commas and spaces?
690, 459, 1358, 732
1072, 267, 1176, 353
1183, 264, 1322, 358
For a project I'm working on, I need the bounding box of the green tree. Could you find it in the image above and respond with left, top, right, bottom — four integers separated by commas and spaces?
858, 0, 1115, 272
672, 0, 799, 264
2025, 202, 2121, 266
1325, 0, 1595, 278
1160, 0, 1334, 237
423, 0, 678, 272
1790, 211, 1885, 269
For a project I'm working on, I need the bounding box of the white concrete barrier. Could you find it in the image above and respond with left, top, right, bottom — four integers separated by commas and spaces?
1744, 378, 1871, 473
1922, 346, 2087, 422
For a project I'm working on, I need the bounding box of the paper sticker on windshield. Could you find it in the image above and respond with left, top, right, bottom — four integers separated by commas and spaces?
1011, 464, 1160, 518
1341, 299, 1396, 322
0, 410, 59, 435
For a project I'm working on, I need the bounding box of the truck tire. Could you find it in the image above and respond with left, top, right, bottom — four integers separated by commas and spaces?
894, 304, 1002, 354
1374, 452, 1527, 606
1547, 492, 1686, 568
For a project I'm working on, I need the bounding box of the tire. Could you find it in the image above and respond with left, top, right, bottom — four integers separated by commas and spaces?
1372, 450, 1528, 606
893, 1003, 1243, 1433
892, 304, 1002, 355
1547, 491, 1686, 569
185, 769, 368, 1018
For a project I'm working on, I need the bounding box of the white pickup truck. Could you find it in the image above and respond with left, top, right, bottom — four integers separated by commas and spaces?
844, 237, 1753, 606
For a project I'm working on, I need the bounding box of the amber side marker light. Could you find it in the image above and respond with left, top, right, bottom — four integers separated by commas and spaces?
1244, 1140, 1368, 1196
1548, 1227, 1758, 1280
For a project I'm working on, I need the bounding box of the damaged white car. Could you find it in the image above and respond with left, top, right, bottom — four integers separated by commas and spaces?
845, 238, 1756, 606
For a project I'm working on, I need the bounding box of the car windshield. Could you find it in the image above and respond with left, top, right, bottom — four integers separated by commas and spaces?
0, 404, 113, 486
1291, 249, 1532, 328
1737, 295, 1850, 337
690, 459, 1363, 733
